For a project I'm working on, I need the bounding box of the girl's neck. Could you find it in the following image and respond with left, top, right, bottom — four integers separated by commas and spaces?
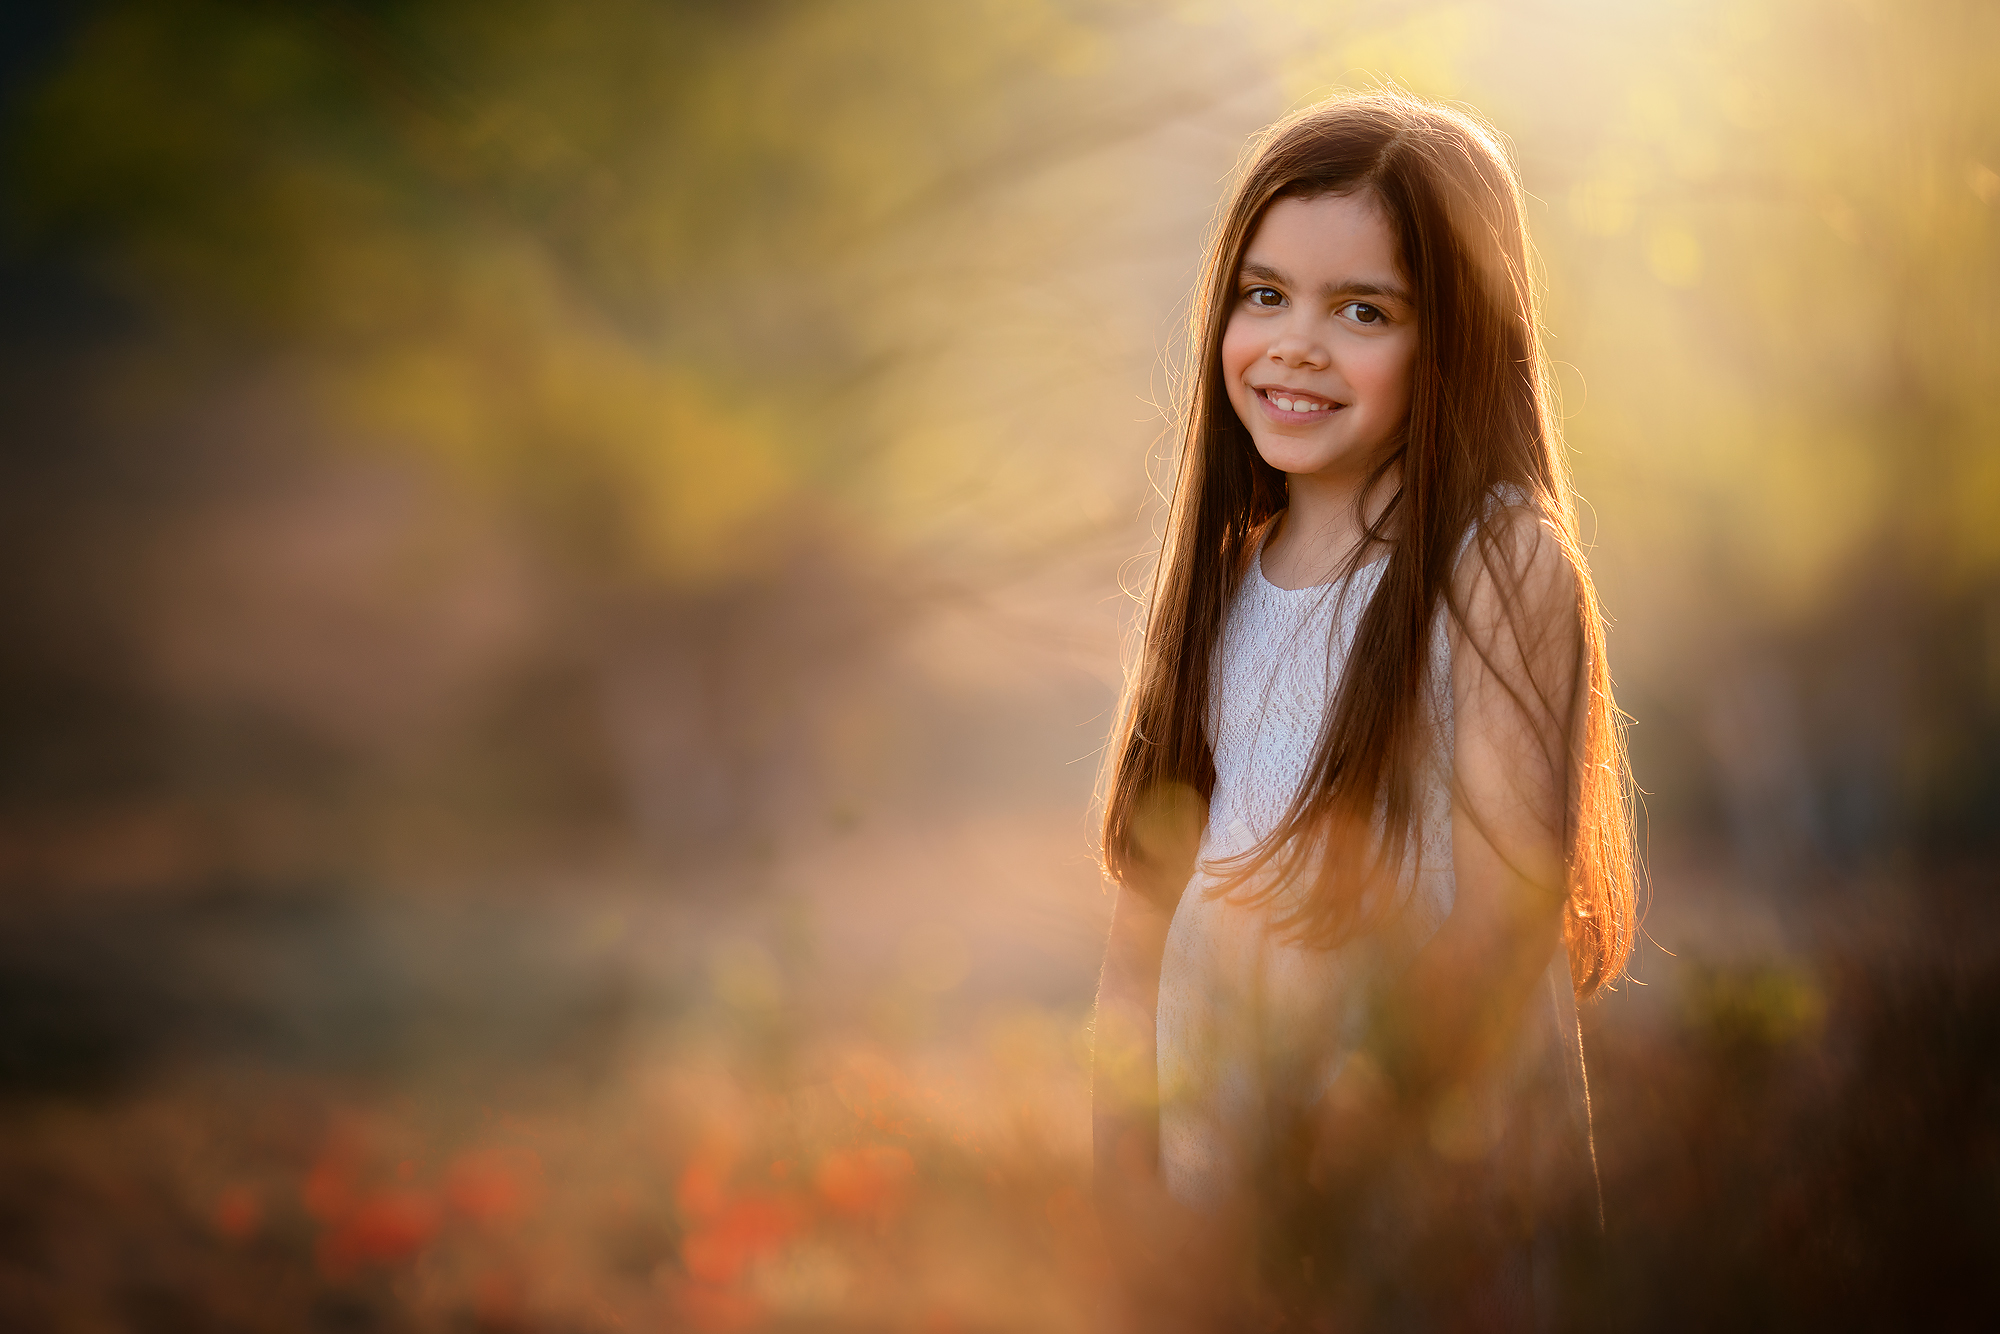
1261, 461, 1400, 591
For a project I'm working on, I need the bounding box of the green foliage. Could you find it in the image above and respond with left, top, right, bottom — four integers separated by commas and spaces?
8, 0, 1116, 583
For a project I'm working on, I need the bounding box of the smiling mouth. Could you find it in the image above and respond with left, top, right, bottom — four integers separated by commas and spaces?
1257, 388, 1340, 414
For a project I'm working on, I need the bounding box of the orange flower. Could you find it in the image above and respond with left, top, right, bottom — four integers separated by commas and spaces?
680, 1192, 809, 1285
445, 1146, 544, 1226
315, 1190, 442, 1277
813, 1144, 915, 1219
213, 1184, 262, 1241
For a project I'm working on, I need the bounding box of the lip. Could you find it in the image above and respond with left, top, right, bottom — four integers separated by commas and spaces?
1250, 385, 1343, 422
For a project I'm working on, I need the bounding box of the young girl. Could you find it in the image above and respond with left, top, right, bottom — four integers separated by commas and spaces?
1093, 92, 1636, 1328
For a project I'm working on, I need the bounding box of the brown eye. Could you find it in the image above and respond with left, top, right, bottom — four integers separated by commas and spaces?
1341, 300, 1386, 325
1245, 286, 1283, 308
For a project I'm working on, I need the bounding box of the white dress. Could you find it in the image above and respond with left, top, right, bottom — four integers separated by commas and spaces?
1155, 536, 1598, 1309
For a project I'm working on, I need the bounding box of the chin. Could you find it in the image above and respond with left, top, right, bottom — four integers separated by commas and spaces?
1255, 441, 1349, 476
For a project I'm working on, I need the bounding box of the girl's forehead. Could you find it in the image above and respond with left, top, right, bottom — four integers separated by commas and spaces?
1243, 192, 1402, 281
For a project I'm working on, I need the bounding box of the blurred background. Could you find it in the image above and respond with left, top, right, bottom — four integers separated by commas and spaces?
0, 0, 1994, 1328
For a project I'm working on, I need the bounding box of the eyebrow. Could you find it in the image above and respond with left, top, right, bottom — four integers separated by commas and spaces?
1239, 261, 1410, 304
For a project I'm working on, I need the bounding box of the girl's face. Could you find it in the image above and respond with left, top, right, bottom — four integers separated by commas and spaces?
1221, 191, 1418, 485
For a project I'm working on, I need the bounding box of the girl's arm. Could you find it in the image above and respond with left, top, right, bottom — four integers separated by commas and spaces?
1093, 777, 1203, 1216
1094, 883, 1262, 1327
1311, 507, 1581, 1180
1092, 882, 1170, 1225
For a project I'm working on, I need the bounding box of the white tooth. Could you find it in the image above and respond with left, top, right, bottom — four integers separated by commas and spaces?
1276, 398, 1295, 411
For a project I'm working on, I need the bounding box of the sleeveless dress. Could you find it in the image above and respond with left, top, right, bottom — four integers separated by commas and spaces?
1155, 533, 1599, 1321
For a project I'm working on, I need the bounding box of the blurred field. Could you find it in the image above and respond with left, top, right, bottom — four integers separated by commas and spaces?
1, 0, 1996, 1328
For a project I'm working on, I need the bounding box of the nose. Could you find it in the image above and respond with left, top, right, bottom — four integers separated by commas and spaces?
1267, 319, 1329, 370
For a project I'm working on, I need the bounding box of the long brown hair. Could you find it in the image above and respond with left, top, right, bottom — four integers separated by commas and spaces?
1100, 91, 1635, 998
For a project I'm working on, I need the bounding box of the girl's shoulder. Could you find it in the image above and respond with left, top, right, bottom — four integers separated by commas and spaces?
1451, 483, 1581, 646
1463, 482, 1568, 569
1477, 480, 1542, 529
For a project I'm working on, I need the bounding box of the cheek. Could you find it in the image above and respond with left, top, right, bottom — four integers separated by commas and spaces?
1219, 315, 1259, 383
1362, 340, 1417, 412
